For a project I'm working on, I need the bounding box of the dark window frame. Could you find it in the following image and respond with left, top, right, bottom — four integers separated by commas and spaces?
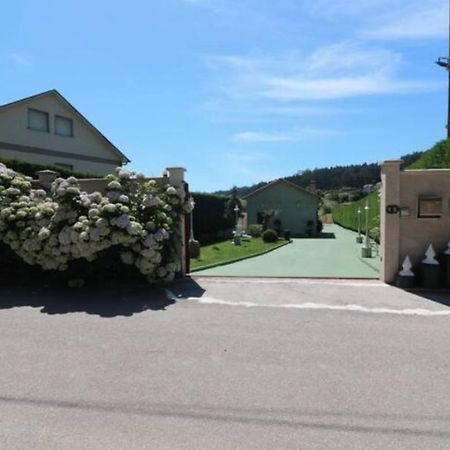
27, 108, 50, 133
54, 115, 74, 138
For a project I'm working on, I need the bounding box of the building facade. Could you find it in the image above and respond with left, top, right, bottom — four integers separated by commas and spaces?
0, 90, 130, 175
244, 179, 320, 237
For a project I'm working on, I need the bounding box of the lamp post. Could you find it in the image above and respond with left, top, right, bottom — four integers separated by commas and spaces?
189, 198, 196, 240
356, 208, 363, 243
188, 197, 200, 259
233, 204, 242, 245
361, 201, 372, 258
435, 1, 450, 138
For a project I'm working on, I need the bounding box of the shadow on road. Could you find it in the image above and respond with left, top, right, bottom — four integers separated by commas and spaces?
318, 232, 336, 239
0, 278, 205, 318
407, 289, 450, 308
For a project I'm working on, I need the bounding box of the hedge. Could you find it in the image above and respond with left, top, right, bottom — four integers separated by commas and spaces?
191, 192, 235, 244
0, 156, 95, 179
332, 190, 380, 239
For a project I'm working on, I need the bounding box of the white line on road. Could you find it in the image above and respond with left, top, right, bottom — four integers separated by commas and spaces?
165, 290, 450, 317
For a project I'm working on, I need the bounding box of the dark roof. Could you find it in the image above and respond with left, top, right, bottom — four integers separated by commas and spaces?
0, 89, 130, 163
242, 178, 320, 200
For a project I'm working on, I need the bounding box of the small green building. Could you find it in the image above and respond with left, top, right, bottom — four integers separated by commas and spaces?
243, 179, 320, 237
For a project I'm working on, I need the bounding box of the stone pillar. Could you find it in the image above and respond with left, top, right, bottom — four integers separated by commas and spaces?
165, 167, 188, 276
36, 170, 58, 190
167, 167, 186, 188
380, 160, 402, 283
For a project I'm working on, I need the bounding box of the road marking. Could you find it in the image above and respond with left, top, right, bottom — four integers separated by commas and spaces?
165, 290, 450, 317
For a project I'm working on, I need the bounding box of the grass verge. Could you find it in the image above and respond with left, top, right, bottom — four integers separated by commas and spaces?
190, 237, 288, 272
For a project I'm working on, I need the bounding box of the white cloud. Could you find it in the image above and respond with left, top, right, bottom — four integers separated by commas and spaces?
231, 127, 338, 143
231, 131, 293, 143
223, 150, 271, 162
8, 52, 31, 66
209, 42, 440, 103
258, 73, 434, 101
365, 5, 447, 39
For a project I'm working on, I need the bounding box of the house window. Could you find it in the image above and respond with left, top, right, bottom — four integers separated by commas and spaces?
257, 212, 264, 225
418, 197, 442, 218
28, 108, 49, 132
55, 115, 74, 137
54, 163, 74, 171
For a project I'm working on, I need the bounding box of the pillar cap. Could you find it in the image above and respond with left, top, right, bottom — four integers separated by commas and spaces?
379, 159, 403, 166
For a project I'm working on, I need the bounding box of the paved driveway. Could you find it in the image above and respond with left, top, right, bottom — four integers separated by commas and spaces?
1, 279, 450, 449
194, 224, 379, 278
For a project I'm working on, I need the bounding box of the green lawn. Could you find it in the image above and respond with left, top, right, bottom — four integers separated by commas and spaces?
190, 237, 287, 271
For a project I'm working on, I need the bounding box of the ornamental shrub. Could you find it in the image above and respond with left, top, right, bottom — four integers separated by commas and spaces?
262, 228, 278, 243
0, 163, 194, 284
247, 224, 263, 238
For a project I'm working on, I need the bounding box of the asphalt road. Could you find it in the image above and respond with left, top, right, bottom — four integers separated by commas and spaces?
1, 278, 450, 449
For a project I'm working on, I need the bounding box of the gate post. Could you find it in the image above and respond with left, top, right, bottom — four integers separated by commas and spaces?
380, 160, 402, 283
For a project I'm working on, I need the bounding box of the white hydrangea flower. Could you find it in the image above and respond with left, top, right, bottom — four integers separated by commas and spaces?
142, 195, 161, 208
88, 208, 100, 219
115, 214, 130, 229
126, 221, 142, 236
107, 190, 121, 202
120, 251, 134, 265
38, 227, 51, 241
107, 180, 122, 190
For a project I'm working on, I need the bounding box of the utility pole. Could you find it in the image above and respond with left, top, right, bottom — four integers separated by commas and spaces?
436, 0, 450, 139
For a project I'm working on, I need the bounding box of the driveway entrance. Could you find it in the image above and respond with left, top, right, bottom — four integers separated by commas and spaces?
193, 224, 379, 278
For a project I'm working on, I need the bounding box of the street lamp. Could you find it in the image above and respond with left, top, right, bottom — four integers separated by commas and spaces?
233, 204, 242, 245
189, 198, 196, 240
361, 201, 372, 258
435, 2, 450, 138
356, 208, 363, 243
188, 196, 200, 259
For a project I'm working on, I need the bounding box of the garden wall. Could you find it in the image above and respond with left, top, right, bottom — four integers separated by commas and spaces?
380, 161, 450, 283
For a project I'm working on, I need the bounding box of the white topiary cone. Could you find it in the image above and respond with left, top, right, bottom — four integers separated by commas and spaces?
399, 256, 414, 277
445, 240, 450, 255
422, 244, 439, 265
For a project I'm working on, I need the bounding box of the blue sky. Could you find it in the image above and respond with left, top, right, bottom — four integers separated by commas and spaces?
1, 0, 448, 191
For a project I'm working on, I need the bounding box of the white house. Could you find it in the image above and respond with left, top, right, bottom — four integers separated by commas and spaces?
0, 90, 130, 175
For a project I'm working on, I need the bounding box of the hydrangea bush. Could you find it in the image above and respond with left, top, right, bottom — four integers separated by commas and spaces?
0, 163, 194, 284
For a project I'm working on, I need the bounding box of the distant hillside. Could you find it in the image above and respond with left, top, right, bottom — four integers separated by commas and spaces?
216, 150, 423, 197
408, 140, 450, 169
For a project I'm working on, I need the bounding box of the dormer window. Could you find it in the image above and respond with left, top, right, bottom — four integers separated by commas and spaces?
28, 108, 49, 132
55, 115, 73, 137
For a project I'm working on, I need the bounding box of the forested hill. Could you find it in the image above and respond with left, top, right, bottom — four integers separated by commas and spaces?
215, 151, 423, 197
408, 140, 450, 170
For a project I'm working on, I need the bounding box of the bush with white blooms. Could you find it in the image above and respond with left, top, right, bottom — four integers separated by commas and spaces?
0, 163, 194, 284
